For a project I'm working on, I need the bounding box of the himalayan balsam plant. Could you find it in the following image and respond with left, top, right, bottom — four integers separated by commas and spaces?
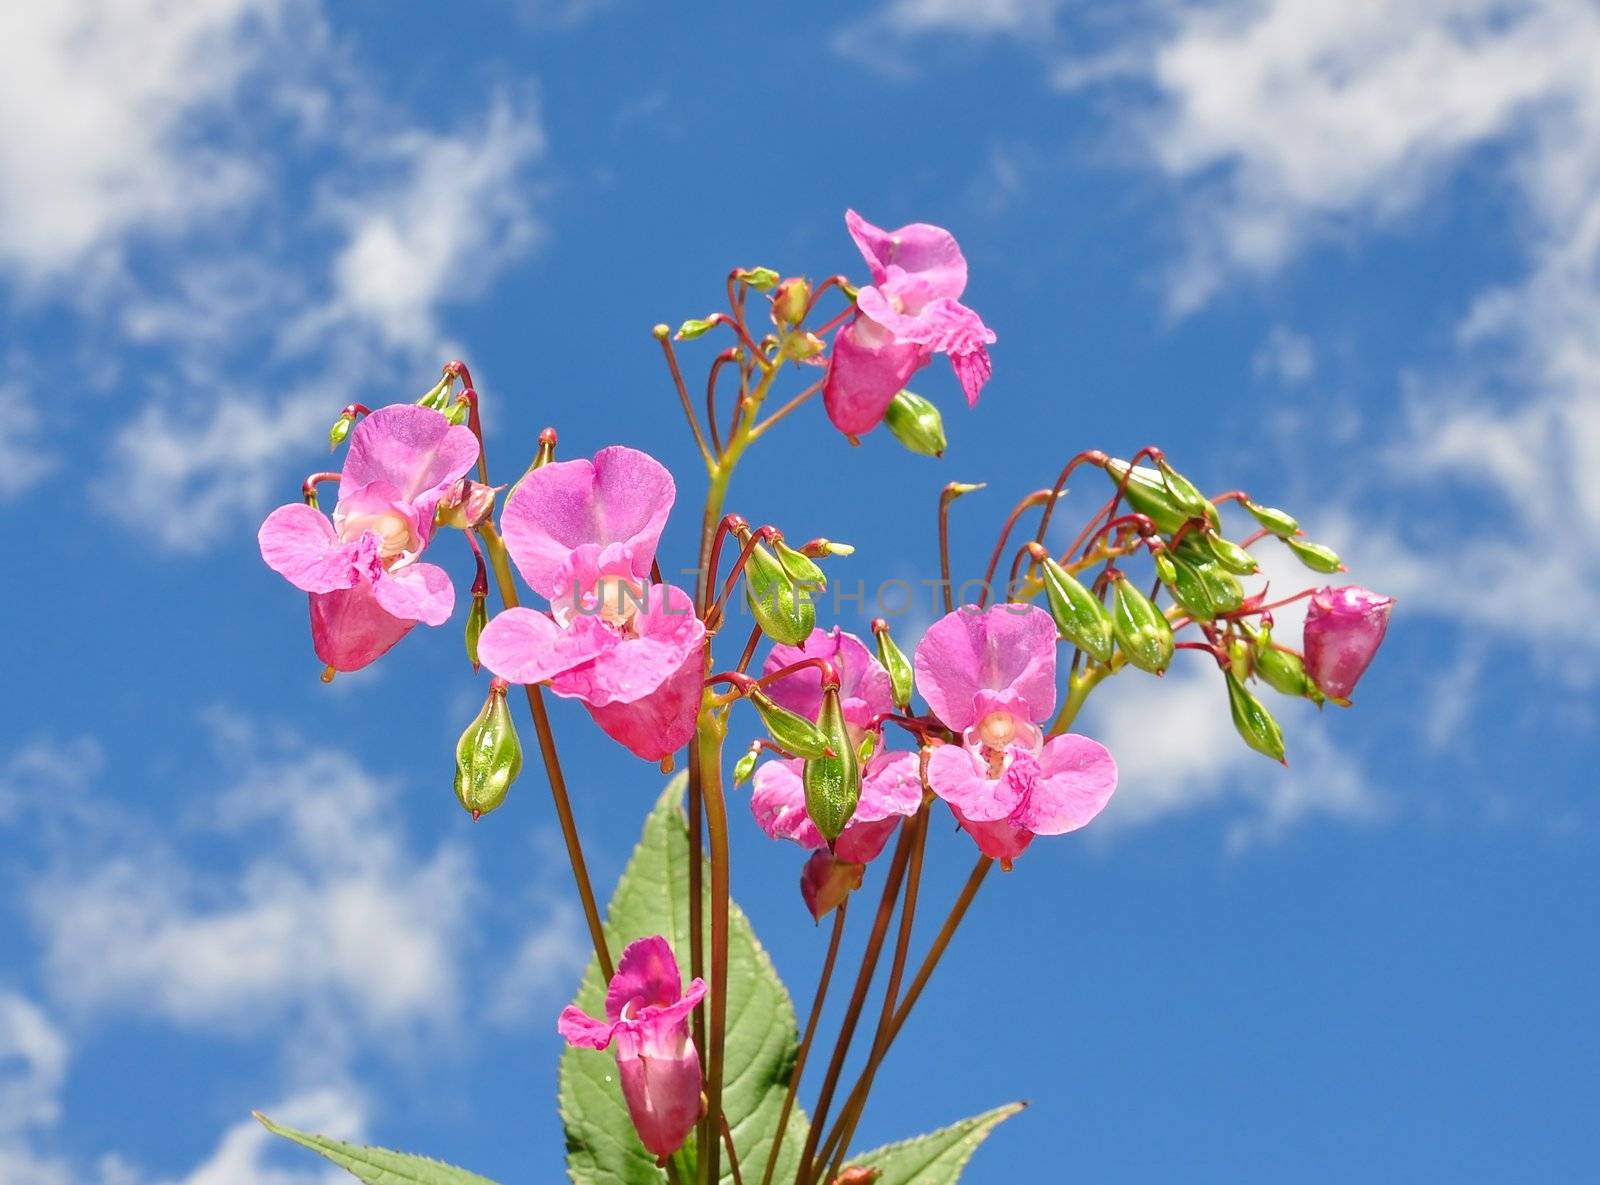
254, 211, 1393, 1185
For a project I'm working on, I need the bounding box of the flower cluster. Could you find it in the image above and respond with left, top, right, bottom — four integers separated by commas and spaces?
256, 210, 1394, 1178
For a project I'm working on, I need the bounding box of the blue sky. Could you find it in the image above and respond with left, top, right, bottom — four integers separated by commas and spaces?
1, 1, 1596, 1182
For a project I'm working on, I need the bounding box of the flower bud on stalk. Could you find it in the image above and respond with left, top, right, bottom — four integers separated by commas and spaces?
454, 679, 522, 819
1225, 671, 1286, 762
1228, 636, 1252, 682
749, 689, 832, 759
882, 389, 947, 457
739, 266, 781, 291
1157, 548, 1217, 621
732, 745, 760, 786
328, 413, 354, 450
1110, 571, 1174, 673
1302, 586, 1393, 700
774, 538, 826, 590
1285, 537, 1344, 574
676, 317, 714, 340
464, 594, 487, 672
1034, 545, 1115, 661
744, 539, 816, 645
871, 618, 915, 709
800, 850, 865, 923
803, 684, 862, 843
416, 375, 452, 410
832, 1169, 882, 1185
1155, 458, 1214, 520
1202, 533, 1260, 576
771, 276, 810, 324
1250, 627, 1319, 701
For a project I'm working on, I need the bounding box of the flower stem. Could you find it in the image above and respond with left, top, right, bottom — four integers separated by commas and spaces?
795, 820, 916, 1185
697, 712, 732, 1185
817, 805, 930, 1177
759, 902, 848, 1185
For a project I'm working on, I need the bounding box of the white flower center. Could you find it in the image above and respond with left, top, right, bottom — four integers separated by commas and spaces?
342, 510, 419, 565
591, 575, 645, 629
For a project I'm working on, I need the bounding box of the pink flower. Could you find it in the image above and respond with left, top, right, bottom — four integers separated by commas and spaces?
1302, 585, 1393, 700
477, 447, 705, 761
915, 604, 1117, 865
749, 628, 922, 873
823, 210, 996, 436
800, 850, 865, 923
258, 405, 480, 672
559, 936, 706, 1161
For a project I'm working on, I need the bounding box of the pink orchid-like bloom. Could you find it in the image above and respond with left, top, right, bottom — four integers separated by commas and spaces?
476, 447, 705, 761
558, 936, 707, 1160
800, 849, 865, 923
915, 604, 1117, 865
1302, 585, 1393, 700
822, 210, 996, 436
750, 628, 922, 873
258, 405, 480, 672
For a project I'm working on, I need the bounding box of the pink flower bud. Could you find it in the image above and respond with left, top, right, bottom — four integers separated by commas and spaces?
1302, 586, 1393, 700
558, 937, 707, 1160
800, 850, 865, 922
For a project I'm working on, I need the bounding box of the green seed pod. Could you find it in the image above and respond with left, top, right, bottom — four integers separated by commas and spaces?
857, 733, 878, 764
803, 686, 861, 843
1155, 458, 1214, 519
1227, 636, 1252, 682
444, 398, 471, 427
454, 683, 523, 819
676, 317, 714, 340
1159, 550, 1217, 621
1243, 500, 1299, 538
328, 412, 354, 451
1111, 573, 1174, 674
1225, 671, 1286, 762
744, 540, 816, 645
774, 538, 826, 590
872, 623, 915, 710
1284, 537, 1344, 574
465, 594, 487, 671
416, 375, 452, 410
732, 746, 760, 786
1251, 629, 1315, 699
1104, 458, 1221, 534
1040, 554, 1116, 662
749, 690, 832, 759
883, 389, 947, 458
1203, 533, 1260, 576
1194, 558, 1245, 614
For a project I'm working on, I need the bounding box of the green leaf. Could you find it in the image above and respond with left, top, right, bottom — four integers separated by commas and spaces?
843, 1102, 1026, 1185
253, 1112, 501, 1184
560, 776, 808, 1185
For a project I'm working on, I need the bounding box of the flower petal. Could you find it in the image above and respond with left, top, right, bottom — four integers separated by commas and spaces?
948, 804, 1035, 863
342, 405, 480, 507
1015, 734, 1118, 835
763, 628, 893, 728
552, 585, 705, 708
822, 315, 926, 435
925, 743, 1025, 823
478, 607, 614, 685
913, 604, 1059, 731
309, 584, 414, 672
853, 750, 924, 824
557, 1005, 618, 1050
751, 760, 824, 850
501, 446, 675, 598
950, 343, 993, 407
581, 641, 704, 761
605, 936, 684, 1021
372, 561, 455, 626
845, 209, 969, 299
259, 503, 356, 594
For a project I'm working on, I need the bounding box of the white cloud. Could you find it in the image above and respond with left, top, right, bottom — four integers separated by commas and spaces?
0, 1, 277, 288
0, 387, 57, 500
158, 1090, 363, 1185
0, 993, 67, 1134
1252, 324, 1314, 384
1086, 659, 1379, 849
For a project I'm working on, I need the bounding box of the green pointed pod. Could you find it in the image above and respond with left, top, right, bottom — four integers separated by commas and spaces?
872, 621, 915, 709
1194, 558, 1245, 614
1202, 533, 1260, 576
416, 375, 452, 410
732, 746, 760, 786
1104, 458, 1221, 534
883, 389, 947, 457
444, 398, 471, 426
454, 682, 523, 819
1155, 458, 1214, 520
744, 540, 816, 645
738, 266, 781, 292
1227, 636, 1252, 682
1285, 537, 1344, 573
858, 733, 878, 764
1225, 671, 1286, 762
1039, 553, 1116, 662
749, 690, 832, 758
676, 317, 714, 340
774, 538, 826, 590
1251, 628, 1317, 700
1243, 500, 1299, 539
803, 686, 861, 843
464, 594, 487, 671
1159, 550, 1217, 621
1111, 572, 1174, 673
